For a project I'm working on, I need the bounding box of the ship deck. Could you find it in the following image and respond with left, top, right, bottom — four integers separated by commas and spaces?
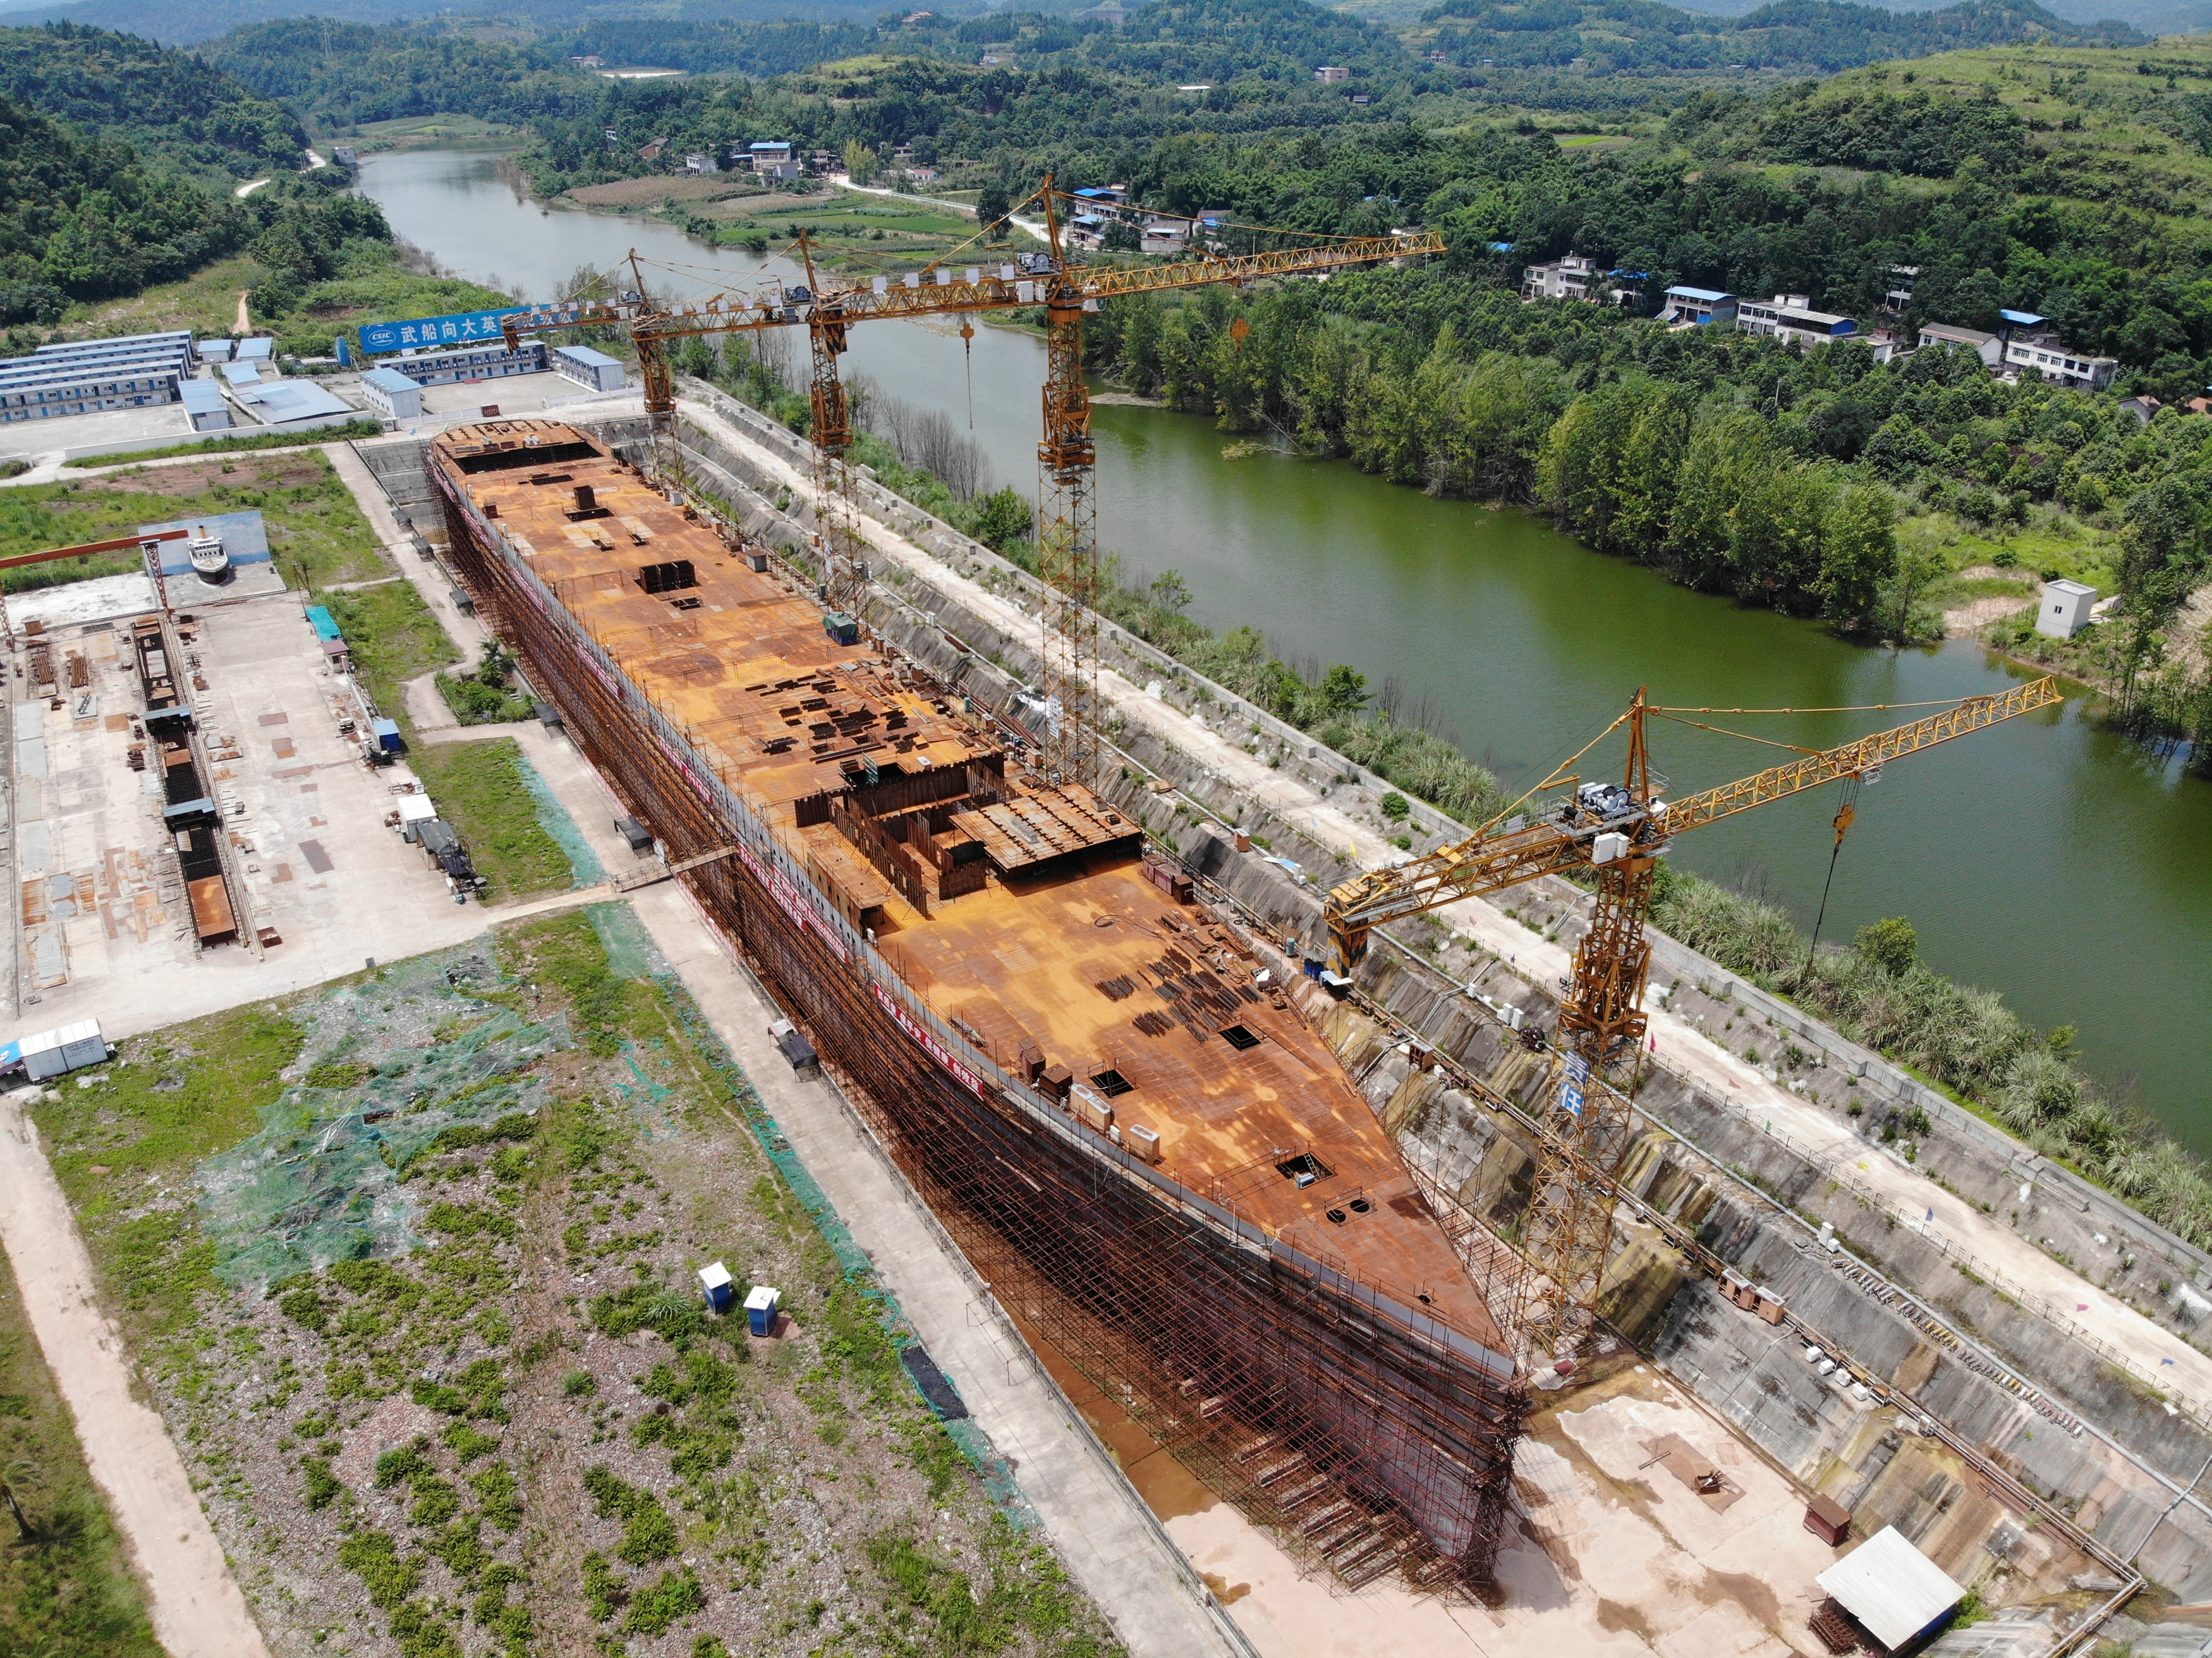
433, 420, 1510, 1359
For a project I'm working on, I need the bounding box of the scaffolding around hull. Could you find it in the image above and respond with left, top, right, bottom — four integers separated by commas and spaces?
431, 444, 1528, 1598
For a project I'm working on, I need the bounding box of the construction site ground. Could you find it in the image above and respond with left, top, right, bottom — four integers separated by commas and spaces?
0, 444, 1239, 1657
11, 899, 1133, 1658
4, 583, 588, 1044
358, 471, 1909, 1658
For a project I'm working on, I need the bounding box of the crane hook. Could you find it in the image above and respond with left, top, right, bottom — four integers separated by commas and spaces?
961, 317, 976, 430
1804, 775, 1867, 978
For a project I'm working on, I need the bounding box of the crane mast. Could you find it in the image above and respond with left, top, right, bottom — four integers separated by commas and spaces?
1325, 676, 2064, 1354
1033, 186, 1102, 786
499, 193, 1444, 786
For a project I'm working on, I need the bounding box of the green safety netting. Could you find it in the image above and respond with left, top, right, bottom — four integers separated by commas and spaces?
196, 947, 573, 1292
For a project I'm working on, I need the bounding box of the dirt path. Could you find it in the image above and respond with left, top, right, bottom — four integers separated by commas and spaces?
677, 394, 2212, 1430
0, 1092, 272, 1658
233, 288, 251, 331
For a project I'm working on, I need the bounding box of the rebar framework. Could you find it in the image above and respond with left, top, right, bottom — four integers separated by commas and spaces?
429, 429, 1529, 1599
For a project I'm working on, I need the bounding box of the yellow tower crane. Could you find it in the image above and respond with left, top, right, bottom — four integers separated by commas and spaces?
1322, 678, 2065, 1355
501, 184, 1443, 785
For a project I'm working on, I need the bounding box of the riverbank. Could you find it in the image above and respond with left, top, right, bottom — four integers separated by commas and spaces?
694, 367, 2212, 1256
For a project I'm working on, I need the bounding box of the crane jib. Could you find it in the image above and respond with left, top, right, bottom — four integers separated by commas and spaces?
1329, 676, 2063, 934
494, 231, 1445, 350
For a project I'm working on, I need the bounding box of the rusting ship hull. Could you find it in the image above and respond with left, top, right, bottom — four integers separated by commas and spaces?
429, 420, 1526, 1595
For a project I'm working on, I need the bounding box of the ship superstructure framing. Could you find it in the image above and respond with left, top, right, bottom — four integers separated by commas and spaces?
429, 419, 1528, 1595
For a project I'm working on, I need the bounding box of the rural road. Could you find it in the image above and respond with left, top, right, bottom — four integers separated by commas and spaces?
0, 1090, 272, 1658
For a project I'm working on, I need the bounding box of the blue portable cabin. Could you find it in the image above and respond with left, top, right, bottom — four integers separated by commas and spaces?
697, 1261, 734, 1314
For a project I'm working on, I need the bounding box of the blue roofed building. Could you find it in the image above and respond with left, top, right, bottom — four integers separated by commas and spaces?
0, 329, 201, 422
552, 344, 625, 394
1662, 286, 1737, 326
385, 339, 549, 385
232, 379, 359, 429
179, 379, 232, 431
1736, 293, 1858, 348
361, 366, 425, 422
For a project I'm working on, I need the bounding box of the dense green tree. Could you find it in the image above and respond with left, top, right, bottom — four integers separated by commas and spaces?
1855, 915, 1919, 975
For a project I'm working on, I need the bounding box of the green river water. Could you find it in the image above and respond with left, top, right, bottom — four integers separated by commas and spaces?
360, 149, 2212, 1151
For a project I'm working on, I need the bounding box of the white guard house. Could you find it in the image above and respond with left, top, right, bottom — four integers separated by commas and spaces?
2035, 580, 2088, 637
2037, 578, 2098, 639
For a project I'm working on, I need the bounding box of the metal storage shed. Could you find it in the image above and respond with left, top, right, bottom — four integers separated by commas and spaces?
13, 1019, 107, 1081
1816, 1526, 1965, 1652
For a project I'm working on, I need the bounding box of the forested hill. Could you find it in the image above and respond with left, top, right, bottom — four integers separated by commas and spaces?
1416, 0, 2139, 78
0, 23, 305, 187
200, 19, 600, 128
0, 0, 451, 48
0, 88, 239, 319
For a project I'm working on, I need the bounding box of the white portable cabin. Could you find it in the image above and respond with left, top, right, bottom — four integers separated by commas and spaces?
2036, 578, 2098, 640
16, 1019, 107, 1081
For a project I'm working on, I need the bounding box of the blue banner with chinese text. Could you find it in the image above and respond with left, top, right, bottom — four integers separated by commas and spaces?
360, 307, 532, 355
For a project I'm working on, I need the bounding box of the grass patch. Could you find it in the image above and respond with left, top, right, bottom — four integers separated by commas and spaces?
348, 113, 527, 148
0, 1240, 164, 1658
69, 422, 382, 470
410, 739, 573, 901
319, 580, 459, 724
702, 187, 992, 274
40, 1004, 303, 1353
0, 452, 386, 592
435, 672, 535, 726
67, 253, 265, 343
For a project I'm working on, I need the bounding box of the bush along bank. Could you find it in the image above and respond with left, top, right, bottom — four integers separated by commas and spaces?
1081, 273, 2209, 683
1647, 862, 2212, 1248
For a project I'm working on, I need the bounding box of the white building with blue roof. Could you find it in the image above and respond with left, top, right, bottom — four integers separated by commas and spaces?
552, 344, 625, 394
361, 366, 425, 422
1662, 286, 1737, 326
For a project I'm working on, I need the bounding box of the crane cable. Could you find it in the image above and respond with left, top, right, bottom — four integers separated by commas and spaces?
1648, 710, 1823, 756
1803, 772, 1867, 979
